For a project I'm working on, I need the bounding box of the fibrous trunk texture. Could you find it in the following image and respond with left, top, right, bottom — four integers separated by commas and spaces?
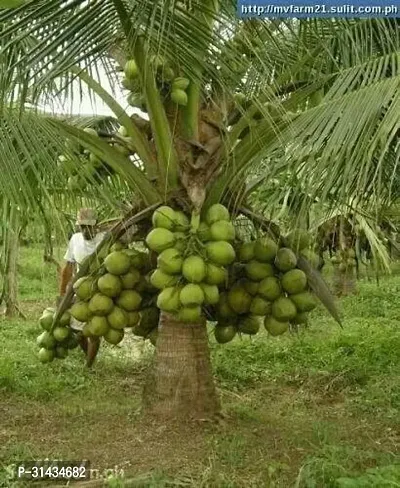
5, 211, 20, 317
333, 265, 357, 296
143, 312, 220, 420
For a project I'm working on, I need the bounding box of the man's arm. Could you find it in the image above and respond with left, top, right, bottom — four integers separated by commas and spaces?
59, 261, 75, 296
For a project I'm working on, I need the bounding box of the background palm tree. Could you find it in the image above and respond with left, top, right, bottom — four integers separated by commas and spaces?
0, 1, 399, 419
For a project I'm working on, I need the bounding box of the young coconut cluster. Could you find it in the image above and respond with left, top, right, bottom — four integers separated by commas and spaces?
331, 248, 357, 271
122, 58, 148, 112
36, 307, 78, 363
122, 56, 190, 109
67, 243, 155, 346
145, 204, 237, 323
212, 232, 318, 343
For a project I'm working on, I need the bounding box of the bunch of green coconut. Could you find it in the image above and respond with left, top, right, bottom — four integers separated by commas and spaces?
331, 248, 357, 271
122, 59, 148, 112
212, 229, 319, 343
122, 56, 190, 109
36, 307, 79, 363
145, 204, 237, 324
67, 243, 159, 346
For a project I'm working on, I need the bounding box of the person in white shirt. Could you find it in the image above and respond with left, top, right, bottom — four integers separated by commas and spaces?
58, 208, 105, 367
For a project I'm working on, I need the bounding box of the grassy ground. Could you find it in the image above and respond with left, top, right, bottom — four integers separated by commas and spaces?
1, 246, 400, 487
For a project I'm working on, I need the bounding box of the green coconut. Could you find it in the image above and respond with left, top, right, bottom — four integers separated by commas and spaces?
281, 269, 307, 295
290, 292, 317, 312
157, 286, 181, 312
272, 297, 297, 322
258, 277, 282, 301
250, 297, 272, 316
264, 316, 289, 336
245, 261, 275, 281
152, 206, 176, 230
97, 273, 122, 297
206, 241, 236, 266
174, 211, 190, 231
204, 263, 228, 285
108, 306, 129, 329
290, 312, 309, 325
89, 316, 109, 336
37, 331, 56, 350
53, 326, 70, 342
104, 327, 124, 345
172, 77, 190, 90
217, 292, 236, 320
104, 251, 131, 275
197, 222, 211, 242
116, 290, 142, 311
209, 221, 235, 241
238, 316, 260, 335
228, 286, 252, 315
127, 92, 141, 107
82, 322, 95, 338
73, 276, 97, 301
171, 89, 188, 106
177, 306, 202, 323
126, 311, 140, 327
180, 284, 204, 307
120, 268, 141, 289
55, 346, 68, 359
39, 311, 54, 331
182, 255, 206, 283
70, 301, 91, 322
157, 248, 183, 275
128, 251, 149, 270
88, 293, 114, 316
146, 228, 176, 253
242, 280, 259, 296
275, 248, 297, 272
59, 311, 71, 327
124, 59, 138, 79
214, 325, 236, 344
150, 269, 179, 289
200, 284, 219, 305
284, 229, 311, 251
205, 204, 230, 225
38, 348, 55, 363
254, 237, 278, 262
238, 241, 255, 262
121, 77, 137, 91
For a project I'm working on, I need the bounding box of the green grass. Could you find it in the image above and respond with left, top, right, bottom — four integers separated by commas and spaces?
1, 246, 400, 487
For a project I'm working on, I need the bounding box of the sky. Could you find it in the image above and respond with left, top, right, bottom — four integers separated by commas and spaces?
41, 65, 145, 119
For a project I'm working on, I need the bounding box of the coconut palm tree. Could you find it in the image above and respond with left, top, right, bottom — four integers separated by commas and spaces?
0, 2, 399, 419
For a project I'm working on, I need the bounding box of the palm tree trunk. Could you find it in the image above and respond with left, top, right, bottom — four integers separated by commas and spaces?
332, 264, 357, 297
143, 312, 220, 420
5, 208, 21, 317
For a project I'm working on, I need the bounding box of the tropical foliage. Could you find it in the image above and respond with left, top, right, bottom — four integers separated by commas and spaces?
0, 1, 399, 417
